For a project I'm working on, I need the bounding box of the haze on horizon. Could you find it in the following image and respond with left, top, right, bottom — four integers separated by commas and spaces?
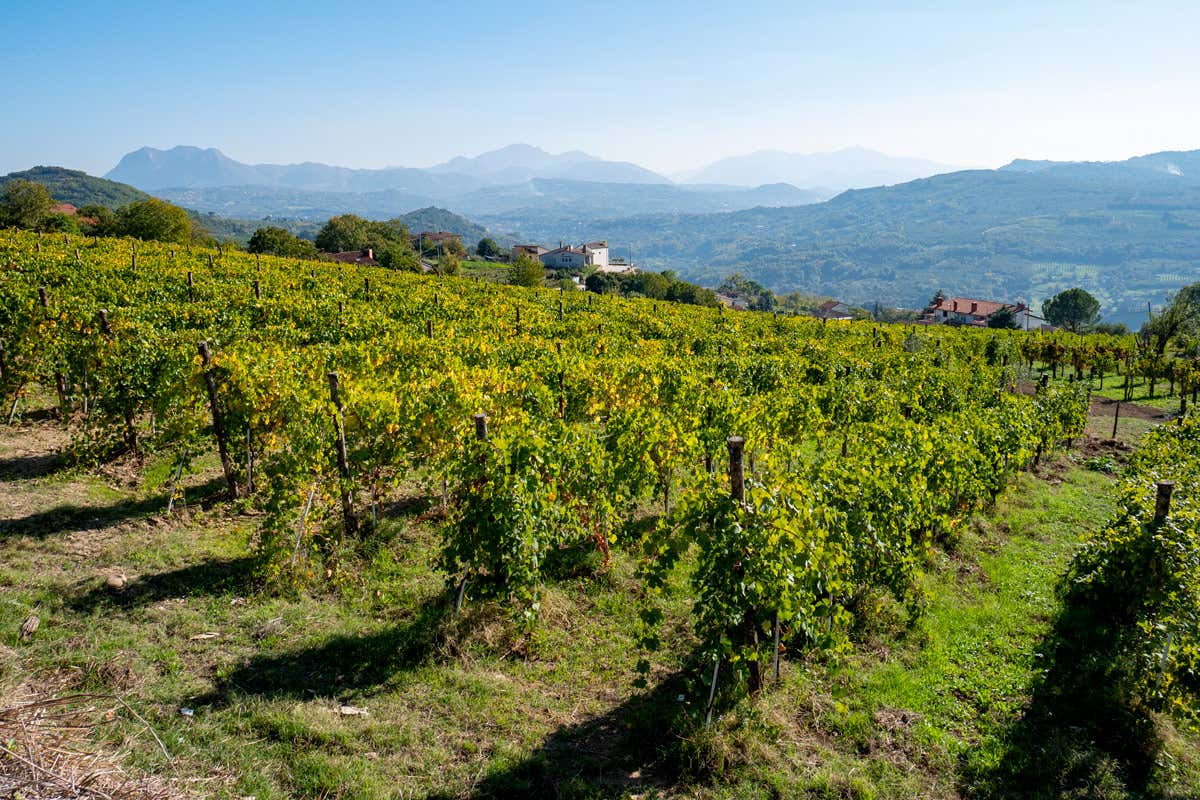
3, 0, 1199, 178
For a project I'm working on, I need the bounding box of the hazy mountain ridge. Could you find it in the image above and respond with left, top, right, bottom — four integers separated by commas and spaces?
153, 177, 828, 224
517, 150, 1200, 325
676, 146, 957, 189
106, 144, 670, 193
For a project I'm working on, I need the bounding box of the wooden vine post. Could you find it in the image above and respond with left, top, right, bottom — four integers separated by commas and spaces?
1112, 401, 1121, 439
327, 372, 357, 536
727, 436, 745, 503
456, 412, 490, 613
39, 287, 70, 419
198, 341, 239, 498
186, 271, 194, 301
97, 309, 138, 454
1154, 481, 1175, 524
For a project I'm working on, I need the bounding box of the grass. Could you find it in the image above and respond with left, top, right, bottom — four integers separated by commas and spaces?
459, 260, 511, 283
1, 407, 1198, 798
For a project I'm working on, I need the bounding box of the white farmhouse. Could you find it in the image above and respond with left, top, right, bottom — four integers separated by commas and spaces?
539, 241, 611, 271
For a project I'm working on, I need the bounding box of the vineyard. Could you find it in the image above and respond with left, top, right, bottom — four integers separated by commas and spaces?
1, 227, 1197, 798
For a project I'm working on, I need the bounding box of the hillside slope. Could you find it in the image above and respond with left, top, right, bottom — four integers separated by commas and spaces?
0, 166, 149, 208
555, 153, 1200, 324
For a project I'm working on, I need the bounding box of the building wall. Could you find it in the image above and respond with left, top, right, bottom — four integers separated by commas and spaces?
541, 251, 587, 270
586, 246, 609, 270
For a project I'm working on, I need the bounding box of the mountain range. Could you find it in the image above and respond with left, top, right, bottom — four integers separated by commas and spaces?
19, 144, 1200, 327
103, 144, 948, 222
528, 149, 1200, 326
672, 146, 958, 189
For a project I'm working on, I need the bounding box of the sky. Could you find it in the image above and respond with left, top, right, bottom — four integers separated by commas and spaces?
2, 0, 1199, 177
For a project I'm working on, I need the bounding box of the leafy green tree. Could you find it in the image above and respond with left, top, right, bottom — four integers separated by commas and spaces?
1, 179, 52, 229
437, 250, 461, 276
77, 204, 116, 235
248, 226, 318, 259
1143, 282, 1200, 354
41, 212, 79, 234
114, 198, 192, 243
476, 237, 501, 258
315, 214, 370, 252
632, 272, 671, 299
377, 242, 420, 271
1093, 321, 1130, 336
987, 307, 1020, 329
509, 255, 545, 288
1042, 288, 1101, 332
585, 271, 620, 294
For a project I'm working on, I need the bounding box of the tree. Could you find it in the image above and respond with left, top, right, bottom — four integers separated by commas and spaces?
114, 198, 192, 243
929, 289, 946, 309
509, 255, 545, 288
476, 237, 501, 258
437, 250, 461, 276
377, 242, 420, 271
1093, 321, 1130, 336
248, 226, 318, 259
1143, 282, 1200, 355
1042, 288, 1101, 332
631, 271, 671, 299
77, 204, 116, 235
1, 179, 52, 229
315, 214, 370, 253
987, 307, 1020, 329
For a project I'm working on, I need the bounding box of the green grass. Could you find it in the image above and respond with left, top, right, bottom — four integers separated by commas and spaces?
2, 412, 1198, 798
460, 260, 510, 282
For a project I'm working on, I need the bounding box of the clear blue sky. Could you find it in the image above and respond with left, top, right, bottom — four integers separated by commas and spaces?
3, 0, 1198, 176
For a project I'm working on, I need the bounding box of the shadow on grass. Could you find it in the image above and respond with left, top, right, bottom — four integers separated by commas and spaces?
198, 600, 451, 705
69, 555, 260, 613
426, 673, 694, 800
0, 475, 228, 540
0, 451, 68, 480
963, 575, 1161, 798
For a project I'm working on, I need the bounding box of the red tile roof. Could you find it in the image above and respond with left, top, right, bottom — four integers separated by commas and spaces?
327, 248, 378, 266
931, 297, 1010, 318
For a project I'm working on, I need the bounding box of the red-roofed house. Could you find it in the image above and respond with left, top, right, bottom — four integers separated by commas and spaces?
924, 296, 1051, 330
326, 248, 378, 266
815, 299, 854, 321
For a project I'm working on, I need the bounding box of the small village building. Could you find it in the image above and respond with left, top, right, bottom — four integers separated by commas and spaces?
416, 231, 462, 246
815, 299, 854, 321
539, 241, 611, 271
327, 248, 378, 266
923, 296, 1051, 330
511, 244, 548, 262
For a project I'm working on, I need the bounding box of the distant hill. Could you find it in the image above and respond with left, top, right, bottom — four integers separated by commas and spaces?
1, 166, 149, 208
155, 178, 826, 228
106, 144, 669, 193
396, 207, 490, 244
427, 143, 668, 185
676, 146, 957, 190
534, 149, 1200, 326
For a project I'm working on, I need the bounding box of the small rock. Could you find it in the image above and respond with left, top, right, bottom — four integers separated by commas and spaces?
188, 632, 220, 641
179, 707, 194, 717
105, 574, 127, 591
19, 613, 39, 642
338, 704, 368, 717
